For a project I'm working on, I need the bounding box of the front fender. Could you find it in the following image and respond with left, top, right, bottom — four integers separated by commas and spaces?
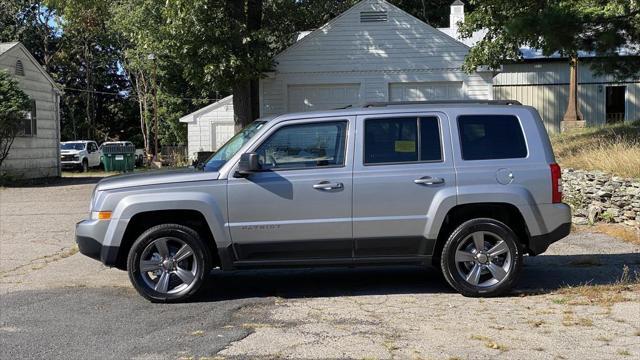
102, 192, 229, 248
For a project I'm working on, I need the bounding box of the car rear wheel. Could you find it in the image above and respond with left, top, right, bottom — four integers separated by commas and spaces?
127, 224, 211, 302
441, 218, 522, 297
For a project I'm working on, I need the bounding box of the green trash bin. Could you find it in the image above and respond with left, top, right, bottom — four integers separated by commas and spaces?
101, 143, 136, 172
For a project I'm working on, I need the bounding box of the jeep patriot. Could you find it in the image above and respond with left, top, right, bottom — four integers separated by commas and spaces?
76, 101, 571, 302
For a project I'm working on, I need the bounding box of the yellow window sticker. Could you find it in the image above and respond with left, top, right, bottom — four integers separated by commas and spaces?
395, 140, 416, 153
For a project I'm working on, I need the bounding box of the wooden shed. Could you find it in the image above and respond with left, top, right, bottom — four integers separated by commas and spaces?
0, 42, 62, 179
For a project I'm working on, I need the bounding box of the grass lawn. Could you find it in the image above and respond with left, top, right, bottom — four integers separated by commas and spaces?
550, 121, 640, 178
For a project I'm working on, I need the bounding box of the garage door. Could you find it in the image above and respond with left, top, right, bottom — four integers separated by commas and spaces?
211, 123, 235, 151
288, 84, 361, 112
389, 82, 463, 102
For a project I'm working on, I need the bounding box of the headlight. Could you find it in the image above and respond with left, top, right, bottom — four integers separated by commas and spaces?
91, 211, 112, 220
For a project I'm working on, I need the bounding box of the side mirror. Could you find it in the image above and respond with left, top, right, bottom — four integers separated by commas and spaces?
235, 152, 260, 177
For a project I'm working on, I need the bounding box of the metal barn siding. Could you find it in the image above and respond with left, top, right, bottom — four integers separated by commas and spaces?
494, 62, 640, 133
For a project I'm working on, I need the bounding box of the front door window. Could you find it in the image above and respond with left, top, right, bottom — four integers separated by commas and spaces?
256, 121, 348, 170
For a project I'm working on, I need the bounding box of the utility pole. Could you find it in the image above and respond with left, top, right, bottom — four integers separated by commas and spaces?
148, 53, 159, 159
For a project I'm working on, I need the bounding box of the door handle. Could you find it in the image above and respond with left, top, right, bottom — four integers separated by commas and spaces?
313, 181, 344, 191
414, 176, 445, 186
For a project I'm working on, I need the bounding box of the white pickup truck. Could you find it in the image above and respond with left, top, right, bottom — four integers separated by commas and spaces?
60, 141, 101, 172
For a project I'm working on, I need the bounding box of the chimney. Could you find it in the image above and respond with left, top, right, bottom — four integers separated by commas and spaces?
450, 0, 465, 33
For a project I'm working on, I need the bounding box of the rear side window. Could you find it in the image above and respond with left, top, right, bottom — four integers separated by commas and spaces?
457, 115, 527, 160
364, 116, 442, 164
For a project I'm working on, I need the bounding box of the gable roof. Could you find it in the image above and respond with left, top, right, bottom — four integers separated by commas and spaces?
179, 95, 233, 123
0, 42, 19, 55
275, 0, 470, 61
274, 0, 471, 73
0, 42, 61, 93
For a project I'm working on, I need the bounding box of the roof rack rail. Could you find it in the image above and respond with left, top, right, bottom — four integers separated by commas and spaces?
363, 100, 522, 107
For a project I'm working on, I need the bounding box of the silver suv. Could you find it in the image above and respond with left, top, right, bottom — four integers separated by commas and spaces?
76, 101, 571, 302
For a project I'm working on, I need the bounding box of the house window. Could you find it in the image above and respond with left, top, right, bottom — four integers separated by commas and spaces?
21, 100, 37, 136
15, 60, 25, 76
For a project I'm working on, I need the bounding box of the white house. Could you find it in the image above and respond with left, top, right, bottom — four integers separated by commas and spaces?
260, 0, 493, 115
182, 0, 493, 158
0, 42, 62, 179
179, 95, 235, 157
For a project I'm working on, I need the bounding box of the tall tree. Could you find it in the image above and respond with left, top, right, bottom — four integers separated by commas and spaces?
0, 70, 31, 171
47, 0, 135, 141
460, 0, 640, 77
460, 0, 639, 126
0, 0, 61, 70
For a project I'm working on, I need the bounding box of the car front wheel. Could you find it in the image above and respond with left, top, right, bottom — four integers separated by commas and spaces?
127, 224, 211, 302
441, 218, 522, 297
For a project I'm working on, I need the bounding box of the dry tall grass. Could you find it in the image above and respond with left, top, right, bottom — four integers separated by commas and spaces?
550, 121, 640, 178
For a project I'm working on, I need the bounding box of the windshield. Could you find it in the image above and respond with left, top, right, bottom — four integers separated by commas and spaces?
204, 121, 266, 172
61, 143, 86, 151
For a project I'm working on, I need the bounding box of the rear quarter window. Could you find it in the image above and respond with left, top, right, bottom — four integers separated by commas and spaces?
457, 115, 527, 160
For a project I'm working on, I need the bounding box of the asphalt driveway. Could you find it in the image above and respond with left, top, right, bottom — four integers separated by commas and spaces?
1, 178, 639, 359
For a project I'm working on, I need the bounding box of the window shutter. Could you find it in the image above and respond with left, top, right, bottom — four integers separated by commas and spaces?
31, 100, 37, 136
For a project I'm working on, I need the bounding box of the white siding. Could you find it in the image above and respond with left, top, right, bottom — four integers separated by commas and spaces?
494, 61, 640, 133
185, 100, 235, 160
287, 84, 360, 112
260, 0, 492, 116
0, 45, 60, 179
389, 81, 463, 101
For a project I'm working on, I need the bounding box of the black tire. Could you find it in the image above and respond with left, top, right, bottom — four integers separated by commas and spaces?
81, 159, 88, 172
440, 218, 523, 297
127, 224, 211, 303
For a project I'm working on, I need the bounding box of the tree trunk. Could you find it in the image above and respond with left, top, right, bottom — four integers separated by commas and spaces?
561, 55, 585, 131
226, 0, 263, 132
233, 80, 253, 133
247, 0, 263, 30
134, 70, 149, 154
247, 0, 263, 121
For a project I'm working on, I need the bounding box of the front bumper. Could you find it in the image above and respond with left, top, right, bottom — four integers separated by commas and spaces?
61, 160, 82, 168
76, 219, 119, 266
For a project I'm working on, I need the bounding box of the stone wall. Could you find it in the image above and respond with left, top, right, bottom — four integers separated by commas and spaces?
562, 169, 640, 227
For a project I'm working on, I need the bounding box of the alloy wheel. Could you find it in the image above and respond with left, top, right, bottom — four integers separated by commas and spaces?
139, 237, 198, 295
454, 231, 512, 288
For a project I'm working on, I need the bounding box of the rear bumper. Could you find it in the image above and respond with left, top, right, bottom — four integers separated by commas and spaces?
76, 220, 119, 266
528, 222, 572, 255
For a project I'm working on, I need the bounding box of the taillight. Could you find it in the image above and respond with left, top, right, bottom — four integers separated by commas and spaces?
550, 163, 562, 203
